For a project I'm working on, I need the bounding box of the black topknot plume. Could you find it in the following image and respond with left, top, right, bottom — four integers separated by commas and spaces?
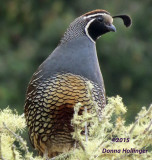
113, 15, 132, 27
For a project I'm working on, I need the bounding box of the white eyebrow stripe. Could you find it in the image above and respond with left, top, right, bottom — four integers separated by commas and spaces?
85, 18, 96, 43
83, 13, 107, 19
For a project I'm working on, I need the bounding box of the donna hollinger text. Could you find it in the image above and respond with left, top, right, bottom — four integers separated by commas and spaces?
102, 148, 148, 154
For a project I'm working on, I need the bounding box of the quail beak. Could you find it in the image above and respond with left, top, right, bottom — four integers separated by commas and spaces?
106, 24, 116, 32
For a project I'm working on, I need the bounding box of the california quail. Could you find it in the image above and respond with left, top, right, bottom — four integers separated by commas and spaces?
24, 9, 131, 158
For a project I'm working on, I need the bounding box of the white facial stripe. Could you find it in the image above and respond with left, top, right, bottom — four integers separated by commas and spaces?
84, 13, 113, 26
85, 18, 96, 43
83, 13, 107, 19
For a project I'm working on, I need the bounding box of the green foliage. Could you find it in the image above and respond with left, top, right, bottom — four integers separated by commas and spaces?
0, 108, 41, 160
0, 95, 151, 159
65, 96, 152, 160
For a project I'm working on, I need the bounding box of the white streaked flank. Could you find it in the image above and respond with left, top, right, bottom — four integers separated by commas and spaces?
27, 90, 34, 95
33, 69, 42, 76
32, 75, 43, 82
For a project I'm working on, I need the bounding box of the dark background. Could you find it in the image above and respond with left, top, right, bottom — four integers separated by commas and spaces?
0, 0, 151, 150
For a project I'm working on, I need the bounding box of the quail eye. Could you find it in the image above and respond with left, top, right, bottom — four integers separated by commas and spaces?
97, 17, 103, 23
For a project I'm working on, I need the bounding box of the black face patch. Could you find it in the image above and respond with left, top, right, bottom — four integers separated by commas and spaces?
87, 18, 109, 41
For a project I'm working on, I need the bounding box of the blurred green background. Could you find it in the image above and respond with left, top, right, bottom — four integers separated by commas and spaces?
0, 0, 152, 123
